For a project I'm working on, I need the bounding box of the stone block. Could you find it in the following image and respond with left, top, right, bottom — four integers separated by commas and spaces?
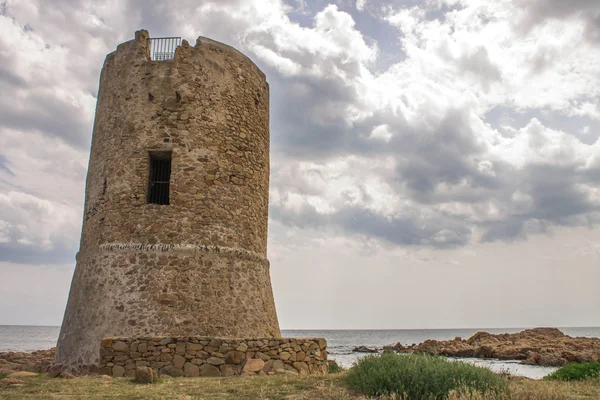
197, 350, 210, 359
283, 365, 298, 375
159, 365, 184, 377
183, 362, 199, 377
242, 359, 264, 373
113, 341, 129, 352
293, 362, 309, 375
272, 360, 285, 373
186, 343, 202, 351
256, 352, 270, 361
262, 360, 274, 373
206, 357, 225, 366
135, 367, 157, 383
112, 365, 126, 378
173, 355, 186, 368
225, 351, 245, 365
200, 364, 221, 377
220, 364, 241, 377
47, 363, 64, 378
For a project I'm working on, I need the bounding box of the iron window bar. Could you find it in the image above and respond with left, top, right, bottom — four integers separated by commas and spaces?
148, 151, 172, 205
148, 37, 182, 61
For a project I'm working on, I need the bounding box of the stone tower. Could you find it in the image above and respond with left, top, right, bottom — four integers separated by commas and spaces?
55, 30, 281, 372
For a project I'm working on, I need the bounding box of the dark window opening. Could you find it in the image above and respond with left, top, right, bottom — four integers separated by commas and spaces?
148, 151, 172, 205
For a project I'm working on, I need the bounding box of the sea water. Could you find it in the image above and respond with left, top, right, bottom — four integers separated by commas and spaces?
2, 325, 599, 379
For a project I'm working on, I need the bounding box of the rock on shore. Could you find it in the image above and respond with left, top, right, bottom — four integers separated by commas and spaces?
352, 346, 378, 353
0, 348, 55, 374
393, 328, 600, 367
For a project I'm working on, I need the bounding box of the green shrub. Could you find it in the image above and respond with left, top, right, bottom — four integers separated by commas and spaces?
344, 352, 506, 400
328, 361, 344, 374
544, 362, 600, 382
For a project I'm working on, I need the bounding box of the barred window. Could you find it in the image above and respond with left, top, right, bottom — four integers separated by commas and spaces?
147, 151, 172, 205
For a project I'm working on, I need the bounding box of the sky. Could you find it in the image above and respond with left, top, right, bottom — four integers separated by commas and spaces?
0, 0, 599, 329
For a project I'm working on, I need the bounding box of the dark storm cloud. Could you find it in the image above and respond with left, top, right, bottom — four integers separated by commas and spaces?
0, 91, 92, 148
270, 200, 472, 247
269, 73, 360, 158
3, 0, 600, 260
479, 163, 600, 242
268, 60, 600, 248
480, 218, 525, 242
523, 165, 596, 221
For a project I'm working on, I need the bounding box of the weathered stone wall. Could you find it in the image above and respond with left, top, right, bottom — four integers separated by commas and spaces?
55, 30, 280, 373
99, 337, 328, 377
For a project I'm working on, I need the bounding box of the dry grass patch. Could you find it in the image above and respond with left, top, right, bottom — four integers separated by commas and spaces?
0, 374, 364, 400
505, 378, 600, 400
0, 373, 599, 400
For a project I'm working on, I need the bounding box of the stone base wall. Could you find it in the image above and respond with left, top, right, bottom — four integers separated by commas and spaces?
99, 337, 327, 378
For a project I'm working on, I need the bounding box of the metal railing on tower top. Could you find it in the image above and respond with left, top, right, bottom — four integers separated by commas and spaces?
148, 37, 181, 61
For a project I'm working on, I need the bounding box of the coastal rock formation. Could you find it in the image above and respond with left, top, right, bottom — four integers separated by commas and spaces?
352, 346, 378, 353
396, 328, 600, 367
0, 348, 55, 374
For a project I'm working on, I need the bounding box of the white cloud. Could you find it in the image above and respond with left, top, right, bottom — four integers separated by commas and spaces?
2, 0, 600, 328
369, 124, 393, 141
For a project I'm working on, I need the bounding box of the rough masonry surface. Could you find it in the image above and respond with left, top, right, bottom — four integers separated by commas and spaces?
54, 30, 281, 373
99, 337, 328, 377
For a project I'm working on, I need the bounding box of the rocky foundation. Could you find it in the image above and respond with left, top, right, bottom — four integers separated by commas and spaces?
99, 337, 328, 377
0, 349, 55, 374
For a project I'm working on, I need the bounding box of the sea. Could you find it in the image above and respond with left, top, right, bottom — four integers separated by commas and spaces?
2, 326, 599, 380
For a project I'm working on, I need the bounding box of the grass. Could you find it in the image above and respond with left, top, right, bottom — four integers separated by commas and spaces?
345, 353, 506, 400
0, 373, 360, 400
544, 362, 600, 382
0, 370, 599, 399
328, 361, 344, 374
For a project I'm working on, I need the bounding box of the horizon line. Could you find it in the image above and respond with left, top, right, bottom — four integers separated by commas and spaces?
1, 325, 599, 330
